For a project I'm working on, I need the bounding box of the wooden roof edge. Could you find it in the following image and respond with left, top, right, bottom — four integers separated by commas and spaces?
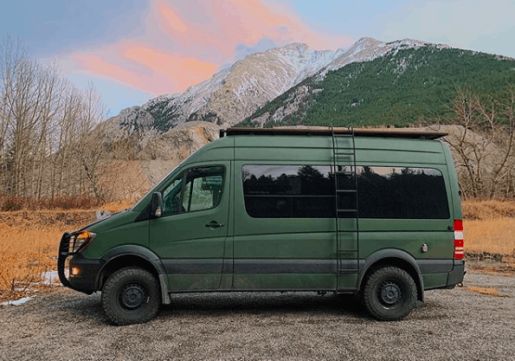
220, 127, 448, 140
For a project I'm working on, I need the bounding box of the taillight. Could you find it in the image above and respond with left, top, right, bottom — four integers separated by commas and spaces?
453, 219, 464, 260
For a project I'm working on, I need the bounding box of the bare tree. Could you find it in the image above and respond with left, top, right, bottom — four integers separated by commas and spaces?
74, 86, 107, 201
0, 38, 109, 206
444, 89, 515, 199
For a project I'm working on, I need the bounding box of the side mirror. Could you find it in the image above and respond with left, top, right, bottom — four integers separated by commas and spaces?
150, 192, 163, 218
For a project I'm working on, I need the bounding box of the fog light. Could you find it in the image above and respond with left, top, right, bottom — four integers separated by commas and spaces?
71, 267, 80, 276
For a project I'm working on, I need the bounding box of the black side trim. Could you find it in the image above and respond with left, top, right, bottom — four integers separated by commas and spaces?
170, 288, 339, 294
162, 259, 344, 274
146, 257, 453, 277
417, 259, 454, 274
163, 259, 224, 274
235, 259, 337, 274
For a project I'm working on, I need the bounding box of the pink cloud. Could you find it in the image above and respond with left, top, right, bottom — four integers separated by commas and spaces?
68, 0, 353, 95
72, 43, 218, 94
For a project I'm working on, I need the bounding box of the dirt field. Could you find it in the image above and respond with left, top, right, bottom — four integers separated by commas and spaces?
0, 271, 514, 361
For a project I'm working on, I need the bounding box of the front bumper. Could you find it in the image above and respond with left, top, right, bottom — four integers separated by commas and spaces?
57, 233, 102, 294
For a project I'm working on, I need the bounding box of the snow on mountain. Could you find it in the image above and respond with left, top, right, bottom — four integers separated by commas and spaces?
109, 43, 346, 132
323, 37, 448, 74
108, 37, 447, 133
244, 38, 454, 127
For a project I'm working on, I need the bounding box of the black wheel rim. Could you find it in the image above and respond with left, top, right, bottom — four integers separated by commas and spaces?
379, 281, 402, 306
120, 283, 147, 310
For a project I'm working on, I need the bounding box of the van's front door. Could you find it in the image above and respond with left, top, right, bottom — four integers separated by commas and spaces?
149, 162, 230, 291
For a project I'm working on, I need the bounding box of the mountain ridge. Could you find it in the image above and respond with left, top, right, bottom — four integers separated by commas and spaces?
108, 36, 458, 135
107, 42, 346, 134
104, 36, 515, 145
242, 45, 515, 127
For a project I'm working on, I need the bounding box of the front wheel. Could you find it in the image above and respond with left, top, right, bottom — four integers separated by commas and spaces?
101, 267, 161, 325
362, 266, 417, 321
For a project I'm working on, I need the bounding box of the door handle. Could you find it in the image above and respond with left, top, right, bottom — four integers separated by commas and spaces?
205, 220, 224, 229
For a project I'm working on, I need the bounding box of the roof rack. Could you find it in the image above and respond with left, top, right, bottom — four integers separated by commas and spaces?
220, 127, 447, 140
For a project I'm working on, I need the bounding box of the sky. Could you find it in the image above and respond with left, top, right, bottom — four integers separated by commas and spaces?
1, 0, 514, 116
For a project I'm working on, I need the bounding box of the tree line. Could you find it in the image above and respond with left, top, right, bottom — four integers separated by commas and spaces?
0, 39, 106, 208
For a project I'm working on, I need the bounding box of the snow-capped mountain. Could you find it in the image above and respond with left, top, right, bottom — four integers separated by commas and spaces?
243, 39, 514, 128
108, 37, 449, 133
109, 43, 345, 133
323, 37, 448, 73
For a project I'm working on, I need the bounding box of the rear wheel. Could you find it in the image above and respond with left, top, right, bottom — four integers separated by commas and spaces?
101, 267, 160, 325
362, 266, 417, 321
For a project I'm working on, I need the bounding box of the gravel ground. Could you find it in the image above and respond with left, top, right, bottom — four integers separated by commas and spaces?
1, 271, 514, 361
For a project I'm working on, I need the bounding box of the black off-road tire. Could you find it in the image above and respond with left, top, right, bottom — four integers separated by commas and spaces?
101, 267, 160, 325
362, 266, 417, 321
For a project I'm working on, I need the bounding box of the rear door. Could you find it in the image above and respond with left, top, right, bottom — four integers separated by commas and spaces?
149, 162, 230, 291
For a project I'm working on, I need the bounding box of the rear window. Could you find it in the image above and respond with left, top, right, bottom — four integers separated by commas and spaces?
350, 166, 450, 219
242, 165, 449, 219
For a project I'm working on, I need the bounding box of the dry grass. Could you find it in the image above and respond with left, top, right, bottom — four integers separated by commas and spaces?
0, 210, 95, 300
0, 201, 109, 299
465, 286, 505, 297
462, 199, 515, 220
0, 223, 70, 299
461, 200, 515, 265
0, 199, 133, 299
465, 218, 515, 256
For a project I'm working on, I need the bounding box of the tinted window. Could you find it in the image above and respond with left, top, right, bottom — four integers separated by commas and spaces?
242, 165, 449, 219
353, 166, 449, 219
162, 166, 224, 216
242, 165, 334, 218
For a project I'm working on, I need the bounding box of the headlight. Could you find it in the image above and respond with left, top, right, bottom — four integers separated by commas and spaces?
70, 231, 96, 253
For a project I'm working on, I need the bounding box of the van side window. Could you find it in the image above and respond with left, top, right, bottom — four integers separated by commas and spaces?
242, 165, 334, 218
352, 166, 450, 219
162, 166, 225, 216
242, 165, 449, 219
162, 175, 184, 216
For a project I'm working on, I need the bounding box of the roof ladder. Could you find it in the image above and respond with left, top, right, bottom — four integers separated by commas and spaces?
331, 127, 360, 276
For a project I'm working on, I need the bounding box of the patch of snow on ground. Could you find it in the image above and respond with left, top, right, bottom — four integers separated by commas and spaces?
1, 297, 33, 306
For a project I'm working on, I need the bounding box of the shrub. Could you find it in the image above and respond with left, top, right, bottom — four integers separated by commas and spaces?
0, 196, 25, 211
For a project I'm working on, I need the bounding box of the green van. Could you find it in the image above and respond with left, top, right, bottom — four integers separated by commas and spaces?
58, 127, 465, 325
